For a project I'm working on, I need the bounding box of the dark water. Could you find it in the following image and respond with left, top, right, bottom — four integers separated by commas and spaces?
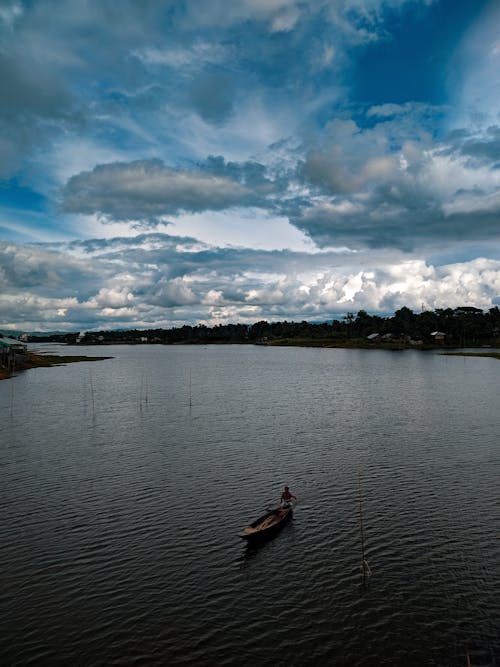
1, 344, 498, 666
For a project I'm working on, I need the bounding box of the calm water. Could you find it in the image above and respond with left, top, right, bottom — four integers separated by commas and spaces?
0, 344, 498, 666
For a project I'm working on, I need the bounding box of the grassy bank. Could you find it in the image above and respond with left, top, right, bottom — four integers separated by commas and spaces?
0, 352, 113, 380
260, 337, 500, 354
260, 337, 430, 350
441, 351, 500, 361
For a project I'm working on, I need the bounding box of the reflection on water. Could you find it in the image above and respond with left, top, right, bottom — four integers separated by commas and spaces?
237, 513, 297, 566
0, 344, 499, 666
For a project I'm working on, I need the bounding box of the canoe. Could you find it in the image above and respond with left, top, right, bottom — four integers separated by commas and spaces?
240, 505, 292, 541
466, 647, 497, 667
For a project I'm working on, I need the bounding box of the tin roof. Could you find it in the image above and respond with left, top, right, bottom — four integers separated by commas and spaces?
0, 336, 26, 348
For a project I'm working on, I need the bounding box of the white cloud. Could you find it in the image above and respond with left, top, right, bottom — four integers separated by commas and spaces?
132, 42, 227, 68
270, 6, 300, 32
1, 0, 499, 333
203, 289, 224, 305
0, 1, 22, 28
148, 278, 198, 308
2, 234, 498, 331
88, 286, 135, 309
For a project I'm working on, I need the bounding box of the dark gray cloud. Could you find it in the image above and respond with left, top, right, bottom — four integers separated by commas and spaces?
58, 119, 500, 249
456, 125, 500, 163
0, 1, 181, 176
189, 71, 235, 124
1, 0, 500, 332
0, 44, 79, 175
201, 155, 281, 189
59, 154, 289, 223
60, 159, 257, 221
0, 0, 418, 180
0, 241, 100, 292
0, 53, 73, 119
288, 115, 500, 250
291, 197, 500, 251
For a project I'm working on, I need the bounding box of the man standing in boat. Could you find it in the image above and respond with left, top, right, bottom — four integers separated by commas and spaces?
280, 486, 296, 508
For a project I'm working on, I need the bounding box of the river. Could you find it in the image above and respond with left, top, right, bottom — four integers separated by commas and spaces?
0, 344, 498, 666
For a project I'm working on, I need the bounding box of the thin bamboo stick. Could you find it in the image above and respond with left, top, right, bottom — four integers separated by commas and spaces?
358, 470, 371, 586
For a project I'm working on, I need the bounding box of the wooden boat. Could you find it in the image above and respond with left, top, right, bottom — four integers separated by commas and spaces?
466, 647, 497, 667
240, 504, 293, 541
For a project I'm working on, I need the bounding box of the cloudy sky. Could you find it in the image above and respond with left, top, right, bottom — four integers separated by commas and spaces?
1, 0, 500, 332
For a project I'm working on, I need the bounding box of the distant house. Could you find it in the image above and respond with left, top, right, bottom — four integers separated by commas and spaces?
430, 331, 446, 341
0, 336, 27, 374
0, 335, 27, 352
381, 333, 394, 340
454, 307, 483, 317
367, 333, 380, 341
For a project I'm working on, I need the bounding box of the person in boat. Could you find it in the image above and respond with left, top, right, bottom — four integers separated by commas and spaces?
280, 486, 296, 508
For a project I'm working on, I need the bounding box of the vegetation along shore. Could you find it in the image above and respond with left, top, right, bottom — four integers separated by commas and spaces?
0, 351, 113, 381
1, 305, 499, 380
20, 305, 500, 348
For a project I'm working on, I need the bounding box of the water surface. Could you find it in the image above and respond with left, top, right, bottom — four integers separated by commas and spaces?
1, 344, 498, 665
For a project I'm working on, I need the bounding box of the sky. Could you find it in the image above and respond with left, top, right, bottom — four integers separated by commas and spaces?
1, 0, 500, 332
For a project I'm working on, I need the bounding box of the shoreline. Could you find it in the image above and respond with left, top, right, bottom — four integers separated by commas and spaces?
0, 352, 113, 381
2, 344, 498, 382
260, 339, 500, 359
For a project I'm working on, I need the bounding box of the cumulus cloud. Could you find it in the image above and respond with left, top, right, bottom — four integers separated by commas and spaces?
145, 277, 198, 308
1, 234, 499, 332
55, 106, 500, 254
1, 1, 500, 333
87, 286, 135, 310
300, 118, 404, 195
291, 113, 500, 250
60, 159, 256, 222
0, 241, 100, 292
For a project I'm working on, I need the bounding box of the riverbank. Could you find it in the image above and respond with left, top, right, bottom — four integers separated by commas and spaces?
2, 345, 498, 382
0, 351, 113, 380
258, 337, 430, 350
257, 337, 500, 354
441, 351, 500, 361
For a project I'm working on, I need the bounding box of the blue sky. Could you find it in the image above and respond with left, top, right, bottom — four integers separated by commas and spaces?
1, 0, 499, 332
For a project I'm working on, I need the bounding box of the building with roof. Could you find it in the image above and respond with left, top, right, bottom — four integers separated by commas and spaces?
0, 335, 27, 352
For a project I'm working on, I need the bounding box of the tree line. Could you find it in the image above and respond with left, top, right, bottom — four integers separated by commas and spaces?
26, 306, 500, 347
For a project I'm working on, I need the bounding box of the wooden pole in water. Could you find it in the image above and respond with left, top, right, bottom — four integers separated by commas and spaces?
9, 353, 15, 417
358, 470, 369, 586
10, 374, 14, 418
89, 371, 95, 419
189, 369, 192, 409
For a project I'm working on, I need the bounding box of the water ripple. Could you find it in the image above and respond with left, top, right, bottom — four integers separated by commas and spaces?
0, 345, 499, 666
